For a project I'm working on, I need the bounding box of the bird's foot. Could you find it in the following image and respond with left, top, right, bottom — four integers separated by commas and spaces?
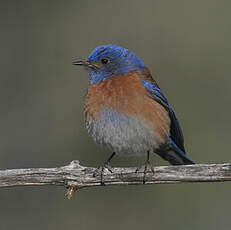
136, 160, 155, 184
93, 163, 113, 185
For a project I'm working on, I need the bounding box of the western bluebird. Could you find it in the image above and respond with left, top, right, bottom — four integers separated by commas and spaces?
73, 44, 194, 183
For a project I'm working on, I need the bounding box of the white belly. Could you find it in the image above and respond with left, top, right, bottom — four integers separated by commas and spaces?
85, 108, 160, 156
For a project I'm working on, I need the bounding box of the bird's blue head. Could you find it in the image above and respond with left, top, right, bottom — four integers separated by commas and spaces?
73, 45, 145, 84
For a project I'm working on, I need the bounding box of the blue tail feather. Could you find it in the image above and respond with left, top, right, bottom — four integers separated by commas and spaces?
169, 137, 195, 165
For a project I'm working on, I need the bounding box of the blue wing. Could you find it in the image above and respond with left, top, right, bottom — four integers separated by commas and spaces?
141, 79, 185, 153
138, 67, 194, 165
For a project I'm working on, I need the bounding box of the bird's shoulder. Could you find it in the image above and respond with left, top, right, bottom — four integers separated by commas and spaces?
136, 68, 160, 88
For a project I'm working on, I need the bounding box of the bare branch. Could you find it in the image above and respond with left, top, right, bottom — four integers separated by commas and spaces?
0, 161, 231, 197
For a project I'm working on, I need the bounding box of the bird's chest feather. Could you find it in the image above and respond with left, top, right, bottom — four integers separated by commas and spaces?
84, 72, 170, 155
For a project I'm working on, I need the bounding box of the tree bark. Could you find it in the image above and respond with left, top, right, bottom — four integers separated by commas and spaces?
0, 161, 231, 198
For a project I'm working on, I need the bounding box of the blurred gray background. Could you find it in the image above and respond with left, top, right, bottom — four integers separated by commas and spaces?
1, 0, 231, 229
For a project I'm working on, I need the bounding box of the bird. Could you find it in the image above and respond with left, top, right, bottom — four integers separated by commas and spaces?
73, 44, 195, 183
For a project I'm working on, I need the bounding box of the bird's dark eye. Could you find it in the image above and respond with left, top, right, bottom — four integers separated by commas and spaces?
101, 58, 109, 65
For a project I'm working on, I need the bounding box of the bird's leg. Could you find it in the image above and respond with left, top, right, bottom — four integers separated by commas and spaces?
143, 151, 155, 184
93, 152, 116, 185
136, 151, 155, 184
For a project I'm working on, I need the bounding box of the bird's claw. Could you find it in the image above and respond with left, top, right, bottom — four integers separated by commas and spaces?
93, 163, 113, 185
136, 160, 154, 184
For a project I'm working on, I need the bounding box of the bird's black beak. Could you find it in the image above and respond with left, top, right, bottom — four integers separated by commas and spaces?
72, 60, 99, 69
72, 60, 90, 66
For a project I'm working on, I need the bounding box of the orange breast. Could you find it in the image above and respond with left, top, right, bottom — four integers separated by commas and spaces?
84, 71, 170, 144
